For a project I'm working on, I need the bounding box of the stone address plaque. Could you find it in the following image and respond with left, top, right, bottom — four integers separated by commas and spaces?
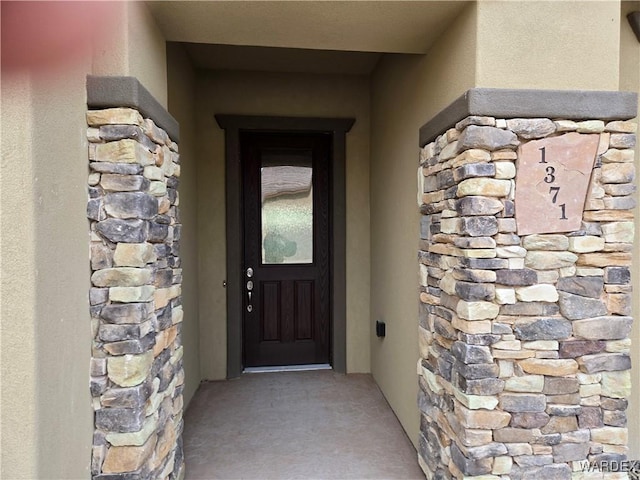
515, 132, 599, 235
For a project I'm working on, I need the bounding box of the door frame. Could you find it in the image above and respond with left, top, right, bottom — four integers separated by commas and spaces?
215, 115, 355, 378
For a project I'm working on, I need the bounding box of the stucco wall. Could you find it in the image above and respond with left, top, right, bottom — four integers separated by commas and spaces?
167, 43, 201, 407
476, 1, 621, 90
90, 2, 168, 109
1, 52, 97, 480
1, 71, 40, 480
127, 2, 168, 109
621, 0, 640, 459
369, 2, 478, 449
195, 70, 371, 379
1, 2, 169, 477
33, 65, 98, 478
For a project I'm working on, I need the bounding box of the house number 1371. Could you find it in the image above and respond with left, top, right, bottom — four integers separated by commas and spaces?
515, 132, 599, 235
539, 147, 568, 220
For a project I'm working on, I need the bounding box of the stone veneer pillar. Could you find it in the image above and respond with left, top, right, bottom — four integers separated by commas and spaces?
417, 89, 638, 480
86, 77, 184, 479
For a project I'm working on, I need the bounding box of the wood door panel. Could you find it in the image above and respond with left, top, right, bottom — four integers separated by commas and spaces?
242, 132, 331, 367
281, 280, 295, 344
295, 280, 314, 340
254, 267, 316, 280
261, 281, 280, 342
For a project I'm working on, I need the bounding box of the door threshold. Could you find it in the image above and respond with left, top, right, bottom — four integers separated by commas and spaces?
243, 364, 332, 374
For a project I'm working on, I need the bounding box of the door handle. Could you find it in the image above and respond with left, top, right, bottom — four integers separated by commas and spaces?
246, 273, 254, 312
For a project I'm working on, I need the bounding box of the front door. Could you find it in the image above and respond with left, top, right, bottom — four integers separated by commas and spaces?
241, 131, 331, 367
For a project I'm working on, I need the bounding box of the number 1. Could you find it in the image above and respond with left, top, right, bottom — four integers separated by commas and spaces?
559, 204, 567, 220
539, 147, 547, 164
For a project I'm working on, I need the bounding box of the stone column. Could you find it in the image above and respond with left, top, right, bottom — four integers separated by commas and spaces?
417, 89, 637, 480
86, 77, 184, 479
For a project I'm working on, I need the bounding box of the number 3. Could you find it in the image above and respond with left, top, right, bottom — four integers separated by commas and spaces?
544, 166, 555, 184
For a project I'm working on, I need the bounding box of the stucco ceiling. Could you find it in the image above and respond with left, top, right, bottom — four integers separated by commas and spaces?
179, 43, 384, 74
148, 1, 469, 54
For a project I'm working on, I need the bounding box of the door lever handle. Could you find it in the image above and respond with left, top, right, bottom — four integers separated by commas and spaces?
246, 270, 254, 312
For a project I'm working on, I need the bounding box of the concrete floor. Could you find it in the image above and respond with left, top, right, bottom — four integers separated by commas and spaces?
183, 370, 424, 479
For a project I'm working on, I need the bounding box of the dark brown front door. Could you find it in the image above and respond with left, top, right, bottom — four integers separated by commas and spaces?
241, 131, 331, 367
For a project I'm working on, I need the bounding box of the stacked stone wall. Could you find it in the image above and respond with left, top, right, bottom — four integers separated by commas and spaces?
418, 116, 636, 479
87, 108, 184, 479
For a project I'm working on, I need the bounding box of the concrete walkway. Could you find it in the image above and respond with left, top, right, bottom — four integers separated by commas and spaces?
183, 370, 424, 479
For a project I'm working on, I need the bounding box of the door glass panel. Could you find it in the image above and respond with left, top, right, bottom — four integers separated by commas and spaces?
261, 152, 313, 264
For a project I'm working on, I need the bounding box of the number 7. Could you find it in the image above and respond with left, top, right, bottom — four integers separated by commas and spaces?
549, 186, 560, 203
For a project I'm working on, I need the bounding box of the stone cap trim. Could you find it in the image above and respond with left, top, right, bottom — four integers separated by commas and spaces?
87, 75, 180, 142
419, 88, 638, 147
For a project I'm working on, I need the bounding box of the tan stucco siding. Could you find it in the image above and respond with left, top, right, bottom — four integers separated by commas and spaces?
1, 2, 170, 477
127, 2, 168, 108
90, 2, 168, 108
195, 70, 371, 379
369, 2, 478, 449
1, 63, 96, 480
167, 42, 201, 407
1, 72, 39, 480
476, 1, 621, 90
32, 67, 96, 479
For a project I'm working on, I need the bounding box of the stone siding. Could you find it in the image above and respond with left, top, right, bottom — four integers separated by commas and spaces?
87, 108, 184, 479
418, 116, 636, 479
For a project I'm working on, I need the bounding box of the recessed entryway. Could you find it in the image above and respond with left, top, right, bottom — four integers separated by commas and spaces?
183, 371, 423, 479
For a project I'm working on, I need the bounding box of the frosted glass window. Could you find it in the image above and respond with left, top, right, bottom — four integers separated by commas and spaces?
261, 155, 313, 264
